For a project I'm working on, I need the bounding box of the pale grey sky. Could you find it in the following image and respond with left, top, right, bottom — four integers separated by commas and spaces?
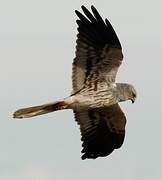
0, 0, 162, 179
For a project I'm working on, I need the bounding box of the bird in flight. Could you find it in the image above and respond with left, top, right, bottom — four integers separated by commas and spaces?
13, 5, 137, 160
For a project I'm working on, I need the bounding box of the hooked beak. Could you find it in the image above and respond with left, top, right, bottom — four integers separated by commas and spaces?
131, 97, 136, 103
131, 99, 135, 103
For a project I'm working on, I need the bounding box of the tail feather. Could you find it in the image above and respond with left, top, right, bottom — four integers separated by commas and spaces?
13, 101, 69, 119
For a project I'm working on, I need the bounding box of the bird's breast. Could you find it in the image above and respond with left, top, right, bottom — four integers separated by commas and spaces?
73, 83, 117, 109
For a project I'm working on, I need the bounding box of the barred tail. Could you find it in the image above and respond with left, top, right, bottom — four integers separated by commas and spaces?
13, 101, 69, 119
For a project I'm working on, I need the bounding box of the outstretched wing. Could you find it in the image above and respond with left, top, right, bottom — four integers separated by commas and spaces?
74, 104, 126, 160
72, 5, 123, 93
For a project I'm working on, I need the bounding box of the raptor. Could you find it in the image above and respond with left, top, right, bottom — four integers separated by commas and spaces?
13, 5, 137, 160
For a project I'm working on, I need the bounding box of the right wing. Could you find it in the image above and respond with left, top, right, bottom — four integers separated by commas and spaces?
74, 104, 126, 160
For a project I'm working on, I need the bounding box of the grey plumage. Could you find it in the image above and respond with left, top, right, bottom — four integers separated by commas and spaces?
13, 5, 137, 160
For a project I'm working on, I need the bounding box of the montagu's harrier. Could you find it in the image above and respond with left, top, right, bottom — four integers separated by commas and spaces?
13, 5, 137, 160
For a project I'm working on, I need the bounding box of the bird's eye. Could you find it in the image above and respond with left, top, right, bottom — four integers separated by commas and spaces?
132, 93, 136, 98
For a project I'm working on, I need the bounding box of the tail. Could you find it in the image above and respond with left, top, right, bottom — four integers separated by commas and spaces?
13, 101, 69, 119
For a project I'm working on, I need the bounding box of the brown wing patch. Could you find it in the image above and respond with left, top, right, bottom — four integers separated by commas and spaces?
74, 104, 126, 160
72, 42, 98, 93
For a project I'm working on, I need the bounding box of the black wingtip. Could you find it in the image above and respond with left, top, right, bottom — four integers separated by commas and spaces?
81, 5, 86, 10
75, 10, 80, 16
75, 10, 85, 20
91, 5, 95, 10
75, 5, 122, 49
81, 5, 89, 14
80, 5, 97, 13
91, 5, 97, 13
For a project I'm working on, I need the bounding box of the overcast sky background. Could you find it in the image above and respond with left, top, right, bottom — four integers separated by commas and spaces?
0, 0, 162, 179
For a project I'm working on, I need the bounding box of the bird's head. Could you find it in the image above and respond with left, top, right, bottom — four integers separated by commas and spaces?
128, 84, 137, 103
117, 83, 137, 103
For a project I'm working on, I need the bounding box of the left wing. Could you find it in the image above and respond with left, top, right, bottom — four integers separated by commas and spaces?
72, 6, 123, 93
74, 104, 126, 160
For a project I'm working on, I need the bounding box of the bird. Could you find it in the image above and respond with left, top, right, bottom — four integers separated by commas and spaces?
13, 5, 137, 160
